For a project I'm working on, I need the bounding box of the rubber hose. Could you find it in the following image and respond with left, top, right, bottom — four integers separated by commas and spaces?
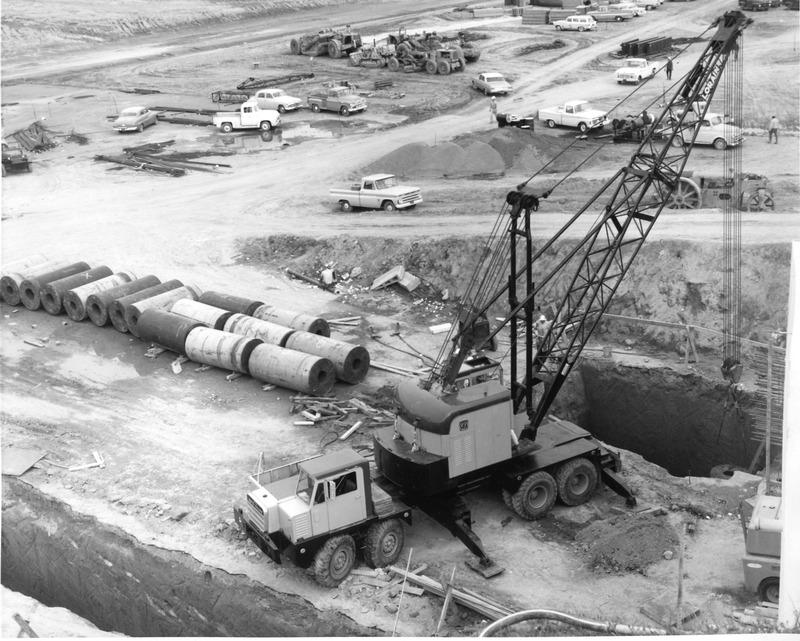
479, 609, 668, 637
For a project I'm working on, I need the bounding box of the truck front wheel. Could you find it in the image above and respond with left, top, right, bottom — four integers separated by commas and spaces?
578, 122, 589, 133
259, 121, 272, 131
364, 519, 405, 568
313, 535, 356, 587
382, 200, 397, 212
556, 457, 598, 506
758, 577, 780, 604
511, 471, 557, 520
220, 122, 234, 134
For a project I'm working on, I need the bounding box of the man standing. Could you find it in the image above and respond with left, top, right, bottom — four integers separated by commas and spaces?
768, 115, 780, 144
665, 57, 674, 80
489, 96, 497, 124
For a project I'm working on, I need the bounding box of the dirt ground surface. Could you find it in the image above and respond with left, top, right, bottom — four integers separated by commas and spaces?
1, 0, 798, 636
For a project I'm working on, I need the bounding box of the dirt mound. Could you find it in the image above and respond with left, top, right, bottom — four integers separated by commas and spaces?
365, 141, 504, 179
576, 513, 679, 573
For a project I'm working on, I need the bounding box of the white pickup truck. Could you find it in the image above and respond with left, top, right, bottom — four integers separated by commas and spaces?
212, 98, 281, 133
330, 174, 422, 212
538, 100, 607, 132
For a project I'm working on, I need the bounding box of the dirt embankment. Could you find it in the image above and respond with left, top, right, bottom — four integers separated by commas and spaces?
237, 235, 790, 351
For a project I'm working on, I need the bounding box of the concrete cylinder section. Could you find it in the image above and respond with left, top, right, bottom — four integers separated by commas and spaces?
19, 262, 92, 311
1, 259, 62, 306
86, 275, 161, 327
252, 304, 330, 337
40, 266, 114, 315
62, 272, 135, 322
125, 286, 202, 339
184, 327, 262, 374
198, 291, 264, 316
136, 309, 204, 355
223, 313, 295, 347
248, 343, 336, 395
108, 280, 183, 333
284, 331, 370, 384
169, 299, 233, 330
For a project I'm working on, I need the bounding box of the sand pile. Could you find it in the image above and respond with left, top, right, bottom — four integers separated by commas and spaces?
576, 512, 679, 573
365, 140, 504, 178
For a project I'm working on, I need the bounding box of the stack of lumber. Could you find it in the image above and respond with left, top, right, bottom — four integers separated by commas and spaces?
522, 8, 550, 23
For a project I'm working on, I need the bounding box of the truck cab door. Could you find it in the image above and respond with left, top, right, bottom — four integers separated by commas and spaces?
325, 468, 367, 531
309, 480, 330, 535
241, 105, 255, 126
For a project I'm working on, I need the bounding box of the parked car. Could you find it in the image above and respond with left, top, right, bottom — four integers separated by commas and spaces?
538, 100, 607, 132
330, 174, 422, 212
615, 2, 648, 15
253, 89, 303, 113
588, 6, 635, 21
553, 15, 597, 31
633, 0, 659, 9
471, 72, 513, 96
615, 58, 659, 84
669, 112, 743, 150
307, 86, 367, 116
113, 106, 158, 133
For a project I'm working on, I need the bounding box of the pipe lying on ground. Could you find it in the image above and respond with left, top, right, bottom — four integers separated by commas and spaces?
184, 327, 262, 374
252, 304, 330, 337
86, 275, 161, 327
247, 343, 336, 395
169, 299, 233, 330
62, 272, 135, 322
125, 286, 202, 338
136, 309, 204, 355
40, 266, 113, 315
479, 610, 667, 637
19, 263, 93, 311
108, 280, 183, 333
0, 259, 62, 306
223, 313, 295, 346
198, 291, 264, 316
283, 331, 370, 384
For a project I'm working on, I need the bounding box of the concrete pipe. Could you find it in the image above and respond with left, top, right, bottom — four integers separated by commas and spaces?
40, 266, 114, 315
62, 272, 135, 322
223, 313, 295, 347
18, 262, 92, 311
108, 279, 183, 333
1, 259, 63, 306
125, 286, 202, 339
86, 275, 161, 327
199, 291, 264, 316
252, 304, 330, 337
136, 309, 204, 355
184, 327, 262, 374
169, 299, 233, 330
284, 331, 370, 384
248, 343, 336, 395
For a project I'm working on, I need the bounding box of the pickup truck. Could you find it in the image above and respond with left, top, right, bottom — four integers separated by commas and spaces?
615, 57, 659, 84
330, 174, 422, 212
538, 100, 607, 132
307, 86, 367, 116
212, 98, 281, 133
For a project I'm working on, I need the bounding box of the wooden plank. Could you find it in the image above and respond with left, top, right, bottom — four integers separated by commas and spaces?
13, 613, 38, 638
357, 576, 391, 587
435, 567, 456, 635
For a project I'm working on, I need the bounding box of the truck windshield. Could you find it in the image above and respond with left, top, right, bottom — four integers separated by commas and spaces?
296, 470, 312, 502
374, 176, 398, 189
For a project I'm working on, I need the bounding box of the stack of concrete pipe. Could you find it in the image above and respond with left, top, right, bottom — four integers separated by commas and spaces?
199, 291, 330, 336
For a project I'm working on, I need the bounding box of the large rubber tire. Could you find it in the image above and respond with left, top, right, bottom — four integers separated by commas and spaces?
363, 519, 405, 568
340, 106, 350, 116
311, 103, 320, 113
388, 57, 400, 72
713, 137, 728, 150
328, 39, 342, 59
758, 577, 780, 604
555, 457, 598, 506
290, 39, 300, 55
382, 200, 397, 212
546, 119, 556, 129
259, 120, 272, 131
339, 200, 352, 212
425, 59, 438, 74
313, 535, 356, 587
511, 471, 557, 520
438, 60, 451, 75
220, 122, 233, 134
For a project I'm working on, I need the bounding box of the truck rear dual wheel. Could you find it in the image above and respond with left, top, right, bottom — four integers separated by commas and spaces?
555, 457, 598, 506
364, 519, 405, 568
313, 534, 356, 587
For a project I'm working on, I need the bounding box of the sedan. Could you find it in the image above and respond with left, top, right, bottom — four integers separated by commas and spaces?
254, 89, 304, 113
471, 72, 513, 95
113, 106, 157, 133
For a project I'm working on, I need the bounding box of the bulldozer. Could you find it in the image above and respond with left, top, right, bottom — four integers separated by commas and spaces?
289, 26, 362, 58
349, 43, 396, 68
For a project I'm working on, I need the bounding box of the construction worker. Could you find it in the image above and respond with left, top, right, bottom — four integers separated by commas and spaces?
489, 96, 497, 124
665, 57, 674, 80
768, 115, 780, 144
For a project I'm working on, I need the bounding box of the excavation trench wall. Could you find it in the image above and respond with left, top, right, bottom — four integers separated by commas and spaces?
1, 479, 376, 637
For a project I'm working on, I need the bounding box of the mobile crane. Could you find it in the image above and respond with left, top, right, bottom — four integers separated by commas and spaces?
235, 11, 751, 586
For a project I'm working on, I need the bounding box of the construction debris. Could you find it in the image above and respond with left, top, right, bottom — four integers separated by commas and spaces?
370, 266, 420, 292
8, 122, 57, 152
236, 73, 315, 91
